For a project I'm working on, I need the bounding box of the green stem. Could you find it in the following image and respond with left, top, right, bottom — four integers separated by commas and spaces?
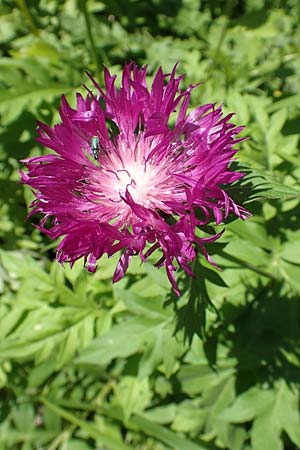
206, 18, 228, 81
40, 396, 133, 450
205, 0, 235, 85
82, 0, 101, 78
48, 427, 75, 450
16, 0, 39, 36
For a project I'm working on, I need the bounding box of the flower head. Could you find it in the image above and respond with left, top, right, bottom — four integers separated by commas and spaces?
21, 63, 249, 296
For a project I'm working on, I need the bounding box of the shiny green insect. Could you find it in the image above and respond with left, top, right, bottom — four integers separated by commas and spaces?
91, 136, 100, 160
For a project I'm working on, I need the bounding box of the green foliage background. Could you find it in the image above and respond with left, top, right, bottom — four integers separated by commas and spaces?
1, 0, 300, 449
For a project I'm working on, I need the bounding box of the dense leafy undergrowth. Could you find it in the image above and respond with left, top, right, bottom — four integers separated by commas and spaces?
1, 0, 300, 449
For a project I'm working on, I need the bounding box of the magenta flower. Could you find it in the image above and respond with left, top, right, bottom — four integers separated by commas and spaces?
21, 63, 249, 296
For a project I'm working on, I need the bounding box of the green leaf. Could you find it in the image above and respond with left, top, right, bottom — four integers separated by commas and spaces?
227, 219, 272, 251
267, 94, 300, 112
111, 376, 152, 420
75, 318, 161, 367
28, 358, 57, 387
241, 167, 300, 201
0, 82, 69, 125
0, 305, 96, 367
278, 260, 300, 292
12, 403, 35, 432
266, 109, 287, 143
0, 250, 53, 293
0, 307, 27, 339
141, 404, 176, 425
172, 400, 205, 433
118, 288, 170, 320
161, 325, 184, 378
62, 440, 93, 450
138, 327, 164, 378
280, 234, 300, 264
276, 381, 300, 447
178, 364, 235, 397
251, 413, 283, 450
220, 387, 274, 423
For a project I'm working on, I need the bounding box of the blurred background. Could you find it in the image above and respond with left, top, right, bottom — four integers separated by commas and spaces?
1, 1, 300, 449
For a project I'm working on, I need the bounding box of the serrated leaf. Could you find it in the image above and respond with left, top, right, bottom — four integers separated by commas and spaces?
241, 167, 300, 201
0, 306, 95, 365
0, 82, 69, 124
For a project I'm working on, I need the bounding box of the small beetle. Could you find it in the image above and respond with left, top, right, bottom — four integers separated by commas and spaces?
91, 136, 100, 160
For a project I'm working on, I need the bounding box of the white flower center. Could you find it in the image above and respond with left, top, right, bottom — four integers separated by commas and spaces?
94, 138, 186, 224
116, 161, 157, 207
